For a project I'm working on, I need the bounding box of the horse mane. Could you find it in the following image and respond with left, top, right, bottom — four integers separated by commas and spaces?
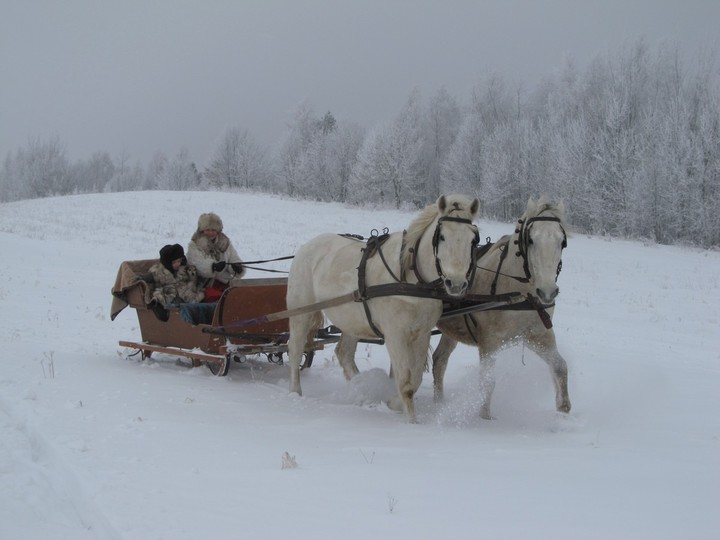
401, 195, 478, 275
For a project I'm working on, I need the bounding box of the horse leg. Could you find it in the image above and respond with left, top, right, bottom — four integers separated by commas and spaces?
526, 332, 571, 414
477, 351, 497, 420
385, 337, 417, 424
432, 334, 458, 402
384, 331, 430, 424
287, 311, 323, 396
334, 335, 360, 380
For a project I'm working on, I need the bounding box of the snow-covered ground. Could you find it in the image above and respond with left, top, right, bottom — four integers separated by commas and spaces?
0, 191, 718, 539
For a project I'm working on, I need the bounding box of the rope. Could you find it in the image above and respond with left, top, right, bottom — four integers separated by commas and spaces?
241, 265, 288, 274
239, 255, 295, 274
240, 255, 294, 265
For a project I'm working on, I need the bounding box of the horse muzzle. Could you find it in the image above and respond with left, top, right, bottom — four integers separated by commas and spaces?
444, 278, 469, 297
535, 285, 559, 304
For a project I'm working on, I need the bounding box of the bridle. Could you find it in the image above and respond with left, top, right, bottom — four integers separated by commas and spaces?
514, 215, 567, 283
485, 214, 567, 296
412, 215, 480, 287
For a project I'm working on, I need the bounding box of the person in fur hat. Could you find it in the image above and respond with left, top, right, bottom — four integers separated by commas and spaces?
187, 212, 245, 300
148, 244, 205, 307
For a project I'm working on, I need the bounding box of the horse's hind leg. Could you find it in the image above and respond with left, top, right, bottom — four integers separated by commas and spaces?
432, 334, 458, 402
334, 335, 360, 380
527, 332, 571, 414
287, 311, 323, 395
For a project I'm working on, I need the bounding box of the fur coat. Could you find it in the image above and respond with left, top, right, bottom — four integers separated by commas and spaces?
148, 261, 205, 305
187, 231, 246, 286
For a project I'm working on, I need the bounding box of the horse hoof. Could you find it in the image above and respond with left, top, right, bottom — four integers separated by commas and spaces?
386, 396, 405, 412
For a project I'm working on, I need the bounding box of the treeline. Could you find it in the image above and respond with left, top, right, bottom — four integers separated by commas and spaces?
2, 41, 718, 247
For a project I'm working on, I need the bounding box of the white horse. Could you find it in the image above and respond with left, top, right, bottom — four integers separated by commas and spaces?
286, 195, 480, 423
433, 196, 571, 419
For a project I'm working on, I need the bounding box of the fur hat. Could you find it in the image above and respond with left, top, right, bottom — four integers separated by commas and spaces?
197, 212, 223, 233
159, 243, 186, 271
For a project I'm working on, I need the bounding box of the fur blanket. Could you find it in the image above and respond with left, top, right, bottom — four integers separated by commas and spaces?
110, 259, 156, 320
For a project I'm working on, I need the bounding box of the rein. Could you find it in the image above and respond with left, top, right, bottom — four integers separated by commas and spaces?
238, 255, 295, 274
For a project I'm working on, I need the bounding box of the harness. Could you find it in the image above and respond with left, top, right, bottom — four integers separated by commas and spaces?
485, 214, 567, 295
467, 213, 567, 335
515, 215, 567, 283
352, 216, 478, 339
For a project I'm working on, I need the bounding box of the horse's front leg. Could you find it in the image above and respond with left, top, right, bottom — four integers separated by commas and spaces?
477, 351, 497, 420
527, 332, 571, 414
334, 335, 360, 380
385, 330, 430, 424
432, 334, 458, 402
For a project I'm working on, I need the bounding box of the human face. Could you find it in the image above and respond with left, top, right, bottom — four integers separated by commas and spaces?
171, 258, 183, 271
203, 228, 218, 241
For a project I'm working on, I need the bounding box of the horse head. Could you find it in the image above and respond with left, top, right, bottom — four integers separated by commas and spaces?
403, 194, 480, 297
515, 197, 567, 304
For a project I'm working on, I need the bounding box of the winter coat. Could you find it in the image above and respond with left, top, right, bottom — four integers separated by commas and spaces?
148, 261, 205, 305
187, 231, 246, 286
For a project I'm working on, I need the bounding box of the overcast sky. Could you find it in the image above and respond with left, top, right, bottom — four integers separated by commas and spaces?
1, 0, 718, 167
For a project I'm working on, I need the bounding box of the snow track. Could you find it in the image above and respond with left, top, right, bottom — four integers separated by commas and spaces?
0, 397, 122, 540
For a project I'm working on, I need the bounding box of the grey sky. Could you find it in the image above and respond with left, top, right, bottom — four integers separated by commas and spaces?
1, 0, 718, 167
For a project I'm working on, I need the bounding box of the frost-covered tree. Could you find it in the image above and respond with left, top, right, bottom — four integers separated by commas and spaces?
69, 151, 115, 193
441, 111, 486, 198
156, 148, 202, 191
0, 151, 29, 202
205, 127, 269, 190
348, 90, 427, 208
275, 104, 363, 201
2, 137, 71, 199
424, 87, 462, 201
347, 123, 392, 206
276, 101, 320, 197
331, 121, 365, 202
104, 152, 144, 192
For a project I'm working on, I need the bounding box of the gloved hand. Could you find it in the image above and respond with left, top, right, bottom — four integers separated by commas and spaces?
211, 261, 226, 272
231, 263, 244, 273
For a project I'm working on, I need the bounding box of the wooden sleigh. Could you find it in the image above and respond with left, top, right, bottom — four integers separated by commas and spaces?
111, 260, 325, 376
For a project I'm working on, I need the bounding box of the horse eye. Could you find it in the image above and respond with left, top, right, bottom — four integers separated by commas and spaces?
438, 234, 445, 242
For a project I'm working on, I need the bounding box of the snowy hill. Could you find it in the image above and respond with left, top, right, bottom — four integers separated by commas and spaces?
0, 191, 718, 539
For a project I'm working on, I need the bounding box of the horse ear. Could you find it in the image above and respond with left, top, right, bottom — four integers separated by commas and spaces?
437, 195, 447, 213
471, 198, 480, 217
